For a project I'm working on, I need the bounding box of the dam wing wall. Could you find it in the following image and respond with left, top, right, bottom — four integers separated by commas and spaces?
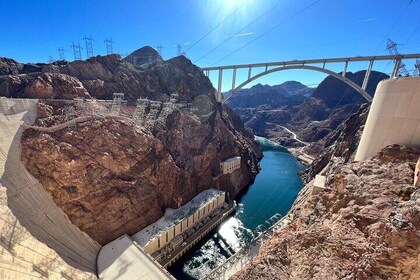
0, 98, 100, 279
355, 77, 420, 161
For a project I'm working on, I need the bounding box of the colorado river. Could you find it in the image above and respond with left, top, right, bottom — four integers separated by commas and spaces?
168, 137, 304, 279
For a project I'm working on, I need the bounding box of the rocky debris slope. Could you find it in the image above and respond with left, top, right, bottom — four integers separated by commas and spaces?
233, 145, 420, 280
301, 104, 370, 182
18, 48, 262, 245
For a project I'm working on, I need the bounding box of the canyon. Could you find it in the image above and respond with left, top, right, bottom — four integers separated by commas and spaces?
1, 47, 262, 247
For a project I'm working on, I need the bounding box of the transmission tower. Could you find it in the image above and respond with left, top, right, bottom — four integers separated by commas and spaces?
70, 42, 83, 61
132, 98, 149, 126
104, 38, 115, 55
157, 45, 163, 56
176, 43, 182, 56
414, 59, 420, 76
386, 39, 410, 76
48, 56, 55, 63
57, 48, 66, 60
110, 93, 124, 116
83, 35, 94, 58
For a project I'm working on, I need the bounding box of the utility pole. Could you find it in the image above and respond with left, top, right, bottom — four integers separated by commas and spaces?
176, 43, 182, 56
70, 42, 83, 61
57, 48, 66, 61
104, 38, 115, 55
83, 35, 94, 58
386, 39, 410, 76
157, 44, 163, 56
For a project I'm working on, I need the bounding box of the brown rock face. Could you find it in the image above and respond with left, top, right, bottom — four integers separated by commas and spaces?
23, 73, 90, 99
233, 145, 420, 280
0, 73, 90, 99
6, 47, 261, 245
21, 101, 261, 245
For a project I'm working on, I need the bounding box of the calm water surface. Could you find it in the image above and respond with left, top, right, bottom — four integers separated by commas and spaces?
168, 137, 304, 279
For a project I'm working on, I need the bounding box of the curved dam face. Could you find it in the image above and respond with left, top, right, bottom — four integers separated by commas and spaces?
0, 98, 99, 279
355, 77, 420, 161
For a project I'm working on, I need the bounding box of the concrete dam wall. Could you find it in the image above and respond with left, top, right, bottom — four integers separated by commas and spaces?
0, 98, 100, 279
355, 77, 420, 161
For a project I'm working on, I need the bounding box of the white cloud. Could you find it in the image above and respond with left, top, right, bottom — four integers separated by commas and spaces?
235, 32, 254, 37
357, 18, 376, 23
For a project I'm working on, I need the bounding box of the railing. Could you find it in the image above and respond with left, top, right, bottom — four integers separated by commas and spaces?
202, 214, 292, 280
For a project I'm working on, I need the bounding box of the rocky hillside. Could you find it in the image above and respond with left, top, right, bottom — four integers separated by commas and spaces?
233, 101, 420, 279
227, 71, 388, 145
1, 47, 262, 245
234, 143, 420, 279
226, 81, 313, 111
0, 48, 213, 102
300, 104, 370, 181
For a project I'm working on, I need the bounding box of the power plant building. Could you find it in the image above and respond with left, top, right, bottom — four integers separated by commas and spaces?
220, 156, 241, 174
132, 189, 226, 258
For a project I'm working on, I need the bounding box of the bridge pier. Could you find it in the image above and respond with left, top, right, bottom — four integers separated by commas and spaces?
232, 68, 237, 92
342, 60, 348, 77
362, 60, 374, 90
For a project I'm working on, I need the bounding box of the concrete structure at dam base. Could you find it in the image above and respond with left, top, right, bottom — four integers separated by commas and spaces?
97, 189, 235, 280
355, 76, 420, 161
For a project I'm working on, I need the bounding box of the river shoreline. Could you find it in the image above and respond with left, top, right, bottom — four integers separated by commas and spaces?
168, 137, 304, 279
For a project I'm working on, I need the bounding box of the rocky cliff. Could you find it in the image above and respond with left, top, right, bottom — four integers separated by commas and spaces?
0, 48, 215, 102
2, 47, 262, 245
226, 71, 388, 145
233, 100, 420, 279
233, 144, 420, 279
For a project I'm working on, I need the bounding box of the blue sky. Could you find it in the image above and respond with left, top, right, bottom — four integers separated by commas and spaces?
0, 0, 419, 91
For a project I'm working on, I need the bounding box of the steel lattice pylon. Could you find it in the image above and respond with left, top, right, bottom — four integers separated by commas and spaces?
386, 39, 410, 76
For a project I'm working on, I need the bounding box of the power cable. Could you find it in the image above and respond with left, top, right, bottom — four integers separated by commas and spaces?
184, 4, 246, 54
372, 1, 411, 54
194, 1, 282, 63
210, 0, 321, 66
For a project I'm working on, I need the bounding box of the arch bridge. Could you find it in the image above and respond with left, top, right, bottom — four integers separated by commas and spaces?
201, 53, 420, 104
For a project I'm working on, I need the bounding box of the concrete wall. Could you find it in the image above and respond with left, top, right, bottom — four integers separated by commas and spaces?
97, 235, 174, 280
355, 77, 420, 161
0, 98, 100, 279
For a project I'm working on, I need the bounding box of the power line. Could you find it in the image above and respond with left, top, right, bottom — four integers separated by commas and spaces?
372, 1, 411, 54
83, 35, 94, 58
184, 4, 246, 54
47, 56, 55, 63
210, 0, 321, 66
70, 42, 83, 61
386, 38, 410, 76
56, 48, 66, 61
104, 38, 115, 55
176, 43, 183, 56
157, 44, 163, 56
194, 1, 282, 63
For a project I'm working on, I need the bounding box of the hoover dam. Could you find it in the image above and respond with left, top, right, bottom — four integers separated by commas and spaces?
0, 98, 99, 279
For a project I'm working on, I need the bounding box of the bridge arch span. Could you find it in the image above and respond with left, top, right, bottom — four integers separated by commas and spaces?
223, 65, 372, 104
